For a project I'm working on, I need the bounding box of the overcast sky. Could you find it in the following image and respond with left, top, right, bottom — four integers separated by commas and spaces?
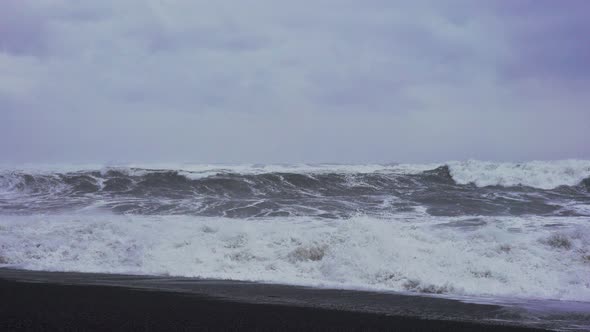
1, 0, 588, 164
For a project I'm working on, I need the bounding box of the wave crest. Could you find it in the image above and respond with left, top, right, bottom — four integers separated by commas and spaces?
447, 160, 590, 189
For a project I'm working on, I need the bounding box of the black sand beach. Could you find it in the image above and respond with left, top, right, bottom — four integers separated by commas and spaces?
0, 269, 548, 332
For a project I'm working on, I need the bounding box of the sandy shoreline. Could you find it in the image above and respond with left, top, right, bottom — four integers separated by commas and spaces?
0, 268, 555, 331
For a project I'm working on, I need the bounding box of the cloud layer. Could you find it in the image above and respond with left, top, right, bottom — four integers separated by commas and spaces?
1, 0, 589, 163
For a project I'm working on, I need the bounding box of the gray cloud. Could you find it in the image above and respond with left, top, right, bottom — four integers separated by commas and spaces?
1, 0, 588, 164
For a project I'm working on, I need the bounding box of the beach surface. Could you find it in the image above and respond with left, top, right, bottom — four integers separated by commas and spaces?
0, 268, 557, 331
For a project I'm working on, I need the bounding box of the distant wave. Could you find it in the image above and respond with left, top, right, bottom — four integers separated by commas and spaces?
1, 161, 589, 217
2, 160, 589, 189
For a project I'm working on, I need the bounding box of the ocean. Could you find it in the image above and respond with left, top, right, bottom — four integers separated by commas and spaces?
1, 160, 589, 329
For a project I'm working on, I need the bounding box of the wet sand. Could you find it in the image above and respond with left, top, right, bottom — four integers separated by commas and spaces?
0, 269, 547, 331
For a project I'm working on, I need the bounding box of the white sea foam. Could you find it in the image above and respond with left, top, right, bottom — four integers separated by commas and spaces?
447, 160, 590, 189
1, 213, 589, 302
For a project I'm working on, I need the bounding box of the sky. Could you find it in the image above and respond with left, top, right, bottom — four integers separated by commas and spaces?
1, 0, 589, 164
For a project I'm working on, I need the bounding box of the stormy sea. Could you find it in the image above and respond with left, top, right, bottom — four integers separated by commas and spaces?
1, 160, 590, 330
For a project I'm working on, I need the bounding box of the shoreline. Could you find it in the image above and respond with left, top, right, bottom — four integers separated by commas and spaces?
0, 268, 550, 331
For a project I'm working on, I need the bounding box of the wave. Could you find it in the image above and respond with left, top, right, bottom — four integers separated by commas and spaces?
1, 213, 589, 302
2, 161, 589, 217
2, 160, 589, 189
447, 160, 590, 189
2, 160, 589, 302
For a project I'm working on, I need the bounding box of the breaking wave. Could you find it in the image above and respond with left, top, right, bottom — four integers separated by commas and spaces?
1, 160, 589, 217
447, 160, 590, 189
